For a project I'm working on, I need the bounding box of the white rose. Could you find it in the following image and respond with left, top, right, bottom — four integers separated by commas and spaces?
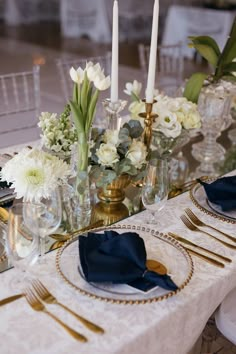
158, 121, 182, 138
96, 143, 119, 166
126, 141, 147, 169
182, 110, 201, 130
103, 130, 120, 146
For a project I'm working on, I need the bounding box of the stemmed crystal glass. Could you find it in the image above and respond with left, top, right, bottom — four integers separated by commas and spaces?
141, 159, 169, 224
24, 188, 62, 261
5, 202, 40, 289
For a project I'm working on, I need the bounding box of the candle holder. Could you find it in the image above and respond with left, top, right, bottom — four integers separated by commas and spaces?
103, 99, 127, 130
139, 100, 158, 151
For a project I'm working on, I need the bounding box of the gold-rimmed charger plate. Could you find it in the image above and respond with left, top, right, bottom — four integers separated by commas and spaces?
190, 178, 236, 224
56, 224, 194, 305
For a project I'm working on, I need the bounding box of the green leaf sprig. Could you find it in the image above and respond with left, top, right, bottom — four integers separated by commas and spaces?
184, 17, 236, 103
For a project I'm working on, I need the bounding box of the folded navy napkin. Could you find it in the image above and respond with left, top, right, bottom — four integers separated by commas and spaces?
78, 230, 178, 292
198, 176, 236, 211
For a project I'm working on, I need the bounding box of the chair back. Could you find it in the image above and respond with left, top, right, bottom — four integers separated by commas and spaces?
138, 42, 184, 96
0, 66, 40, 146
56, 53, 111, 100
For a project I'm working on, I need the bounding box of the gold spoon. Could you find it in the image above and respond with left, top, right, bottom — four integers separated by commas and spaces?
49, 220, 104, 241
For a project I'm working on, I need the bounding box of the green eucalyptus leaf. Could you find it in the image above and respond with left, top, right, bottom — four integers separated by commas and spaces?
126, 119, 143, 138
183, 72, 208, 103
119, 127, 130, 142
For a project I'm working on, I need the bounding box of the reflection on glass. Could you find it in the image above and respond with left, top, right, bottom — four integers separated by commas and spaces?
141, 159, 169, 224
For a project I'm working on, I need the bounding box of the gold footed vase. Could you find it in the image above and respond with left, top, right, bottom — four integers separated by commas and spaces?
92, 174, 131, 226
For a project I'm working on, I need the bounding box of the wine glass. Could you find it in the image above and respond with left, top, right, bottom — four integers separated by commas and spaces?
5, 202, 40, 289
24, 188, 62, 261
141, 159, 169, 224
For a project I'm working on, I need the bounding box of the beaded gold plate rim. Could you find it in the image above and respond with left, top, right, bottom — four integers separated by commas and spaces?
190, 178, 236, 225
55, 224, 194, 305
0, 243, 7, 264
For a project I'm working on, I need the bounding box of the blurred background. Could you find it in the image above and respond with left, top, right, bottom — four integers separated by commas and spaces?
0, 0, 235, 146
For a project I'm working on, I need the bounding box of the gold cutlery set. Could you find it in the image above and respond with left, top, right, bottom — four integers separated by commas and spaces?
0, 279, 104, 342
170, 208, 236, 267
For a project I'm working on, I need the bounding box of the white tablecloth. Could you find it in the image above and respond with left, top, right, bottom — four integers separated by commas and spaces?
0, 156, 236, 353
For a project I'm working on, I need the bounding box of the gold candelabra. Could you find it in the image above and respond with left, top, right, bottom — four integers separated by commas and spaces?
139, 100, 157, 151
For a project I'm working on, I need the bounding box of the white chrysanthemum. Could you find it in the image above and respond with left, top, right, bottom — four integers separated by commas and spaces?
0, 149, 70, 202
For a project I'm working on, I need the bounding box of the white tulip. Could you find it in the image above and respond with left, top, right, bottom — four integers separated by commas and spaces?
126, 141, 147, 169
87, 63, 103, 82
94, 74, 111, 91
124, 80, 142, 96
96, 143, 119, 166
69, 66, 84, 84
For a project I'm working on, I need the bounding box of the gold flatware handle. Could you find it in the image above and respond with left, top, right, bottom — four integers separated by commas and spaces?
201, 229, 236, 250
169, 232, 232, 263
0, 294, 23, 307
58, 302, 104, 334
44, 309, 88, 342
184, 246, 225, 268
50, 220, 104, 241
206, 224, 236, 243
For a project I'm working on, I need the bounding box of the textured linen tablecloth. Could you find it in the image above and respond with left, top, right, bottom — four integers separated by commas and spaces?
0, 167, 236, 354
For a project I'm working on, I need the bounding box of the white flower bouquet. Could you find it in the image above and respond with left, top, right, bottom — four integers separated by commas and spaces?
0, 149, 70, 202
125, 80, 201, 139
124, 80, 201, 158
89, 120, 148, 187
38, 105, 77, 156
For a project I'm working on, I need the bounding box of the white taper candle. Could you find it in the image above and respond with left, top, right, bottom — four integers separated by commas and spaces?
146, 0, 159, 103
110, 0, 119, 103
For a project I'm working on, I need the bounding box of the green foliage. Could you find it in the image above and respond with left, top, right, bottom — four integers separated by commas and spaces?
184, 17, 236, 103
89, 120, 147, 187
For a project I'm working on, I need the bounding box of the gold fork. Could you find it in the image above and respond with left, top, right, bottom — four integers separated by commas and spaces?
185, 208, 236, 243
180, 215, 236, 250
32, 279, 104, 334
24, 288, 87, 342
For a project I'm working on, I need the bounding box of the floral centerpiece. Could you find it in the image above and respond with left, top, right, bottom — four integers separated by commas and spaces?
89, 119, 148, 189
38, 105, 77, 158
124, 81, 201, 158
0, 148, 70, 202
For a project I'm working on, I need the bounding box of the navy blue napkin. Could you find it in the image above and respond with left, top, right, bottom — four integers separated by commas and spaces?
198, 176, 236, 211
78, 230, 178, 292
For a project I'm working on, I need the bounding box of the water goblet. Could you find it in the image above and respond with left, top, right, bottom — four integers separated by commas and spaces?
5, 202, 40, 289
141, 159, 169, 224
24, 188, 62, 261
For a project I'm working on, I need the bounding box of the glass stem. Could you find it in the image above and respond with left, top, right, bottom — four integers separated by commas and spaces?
40, 236, 46, 257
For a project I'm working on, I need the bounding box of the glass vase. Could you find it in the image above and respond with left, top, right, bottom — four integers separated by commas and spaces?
191, 83, 234, 177
72, 137, 91, 229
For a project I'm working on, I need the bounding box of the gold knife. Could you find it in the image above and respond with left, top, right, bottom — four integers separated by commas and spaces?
185, 247, 225, 268
0, 294, 23, 307
169, 232, 232, 263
